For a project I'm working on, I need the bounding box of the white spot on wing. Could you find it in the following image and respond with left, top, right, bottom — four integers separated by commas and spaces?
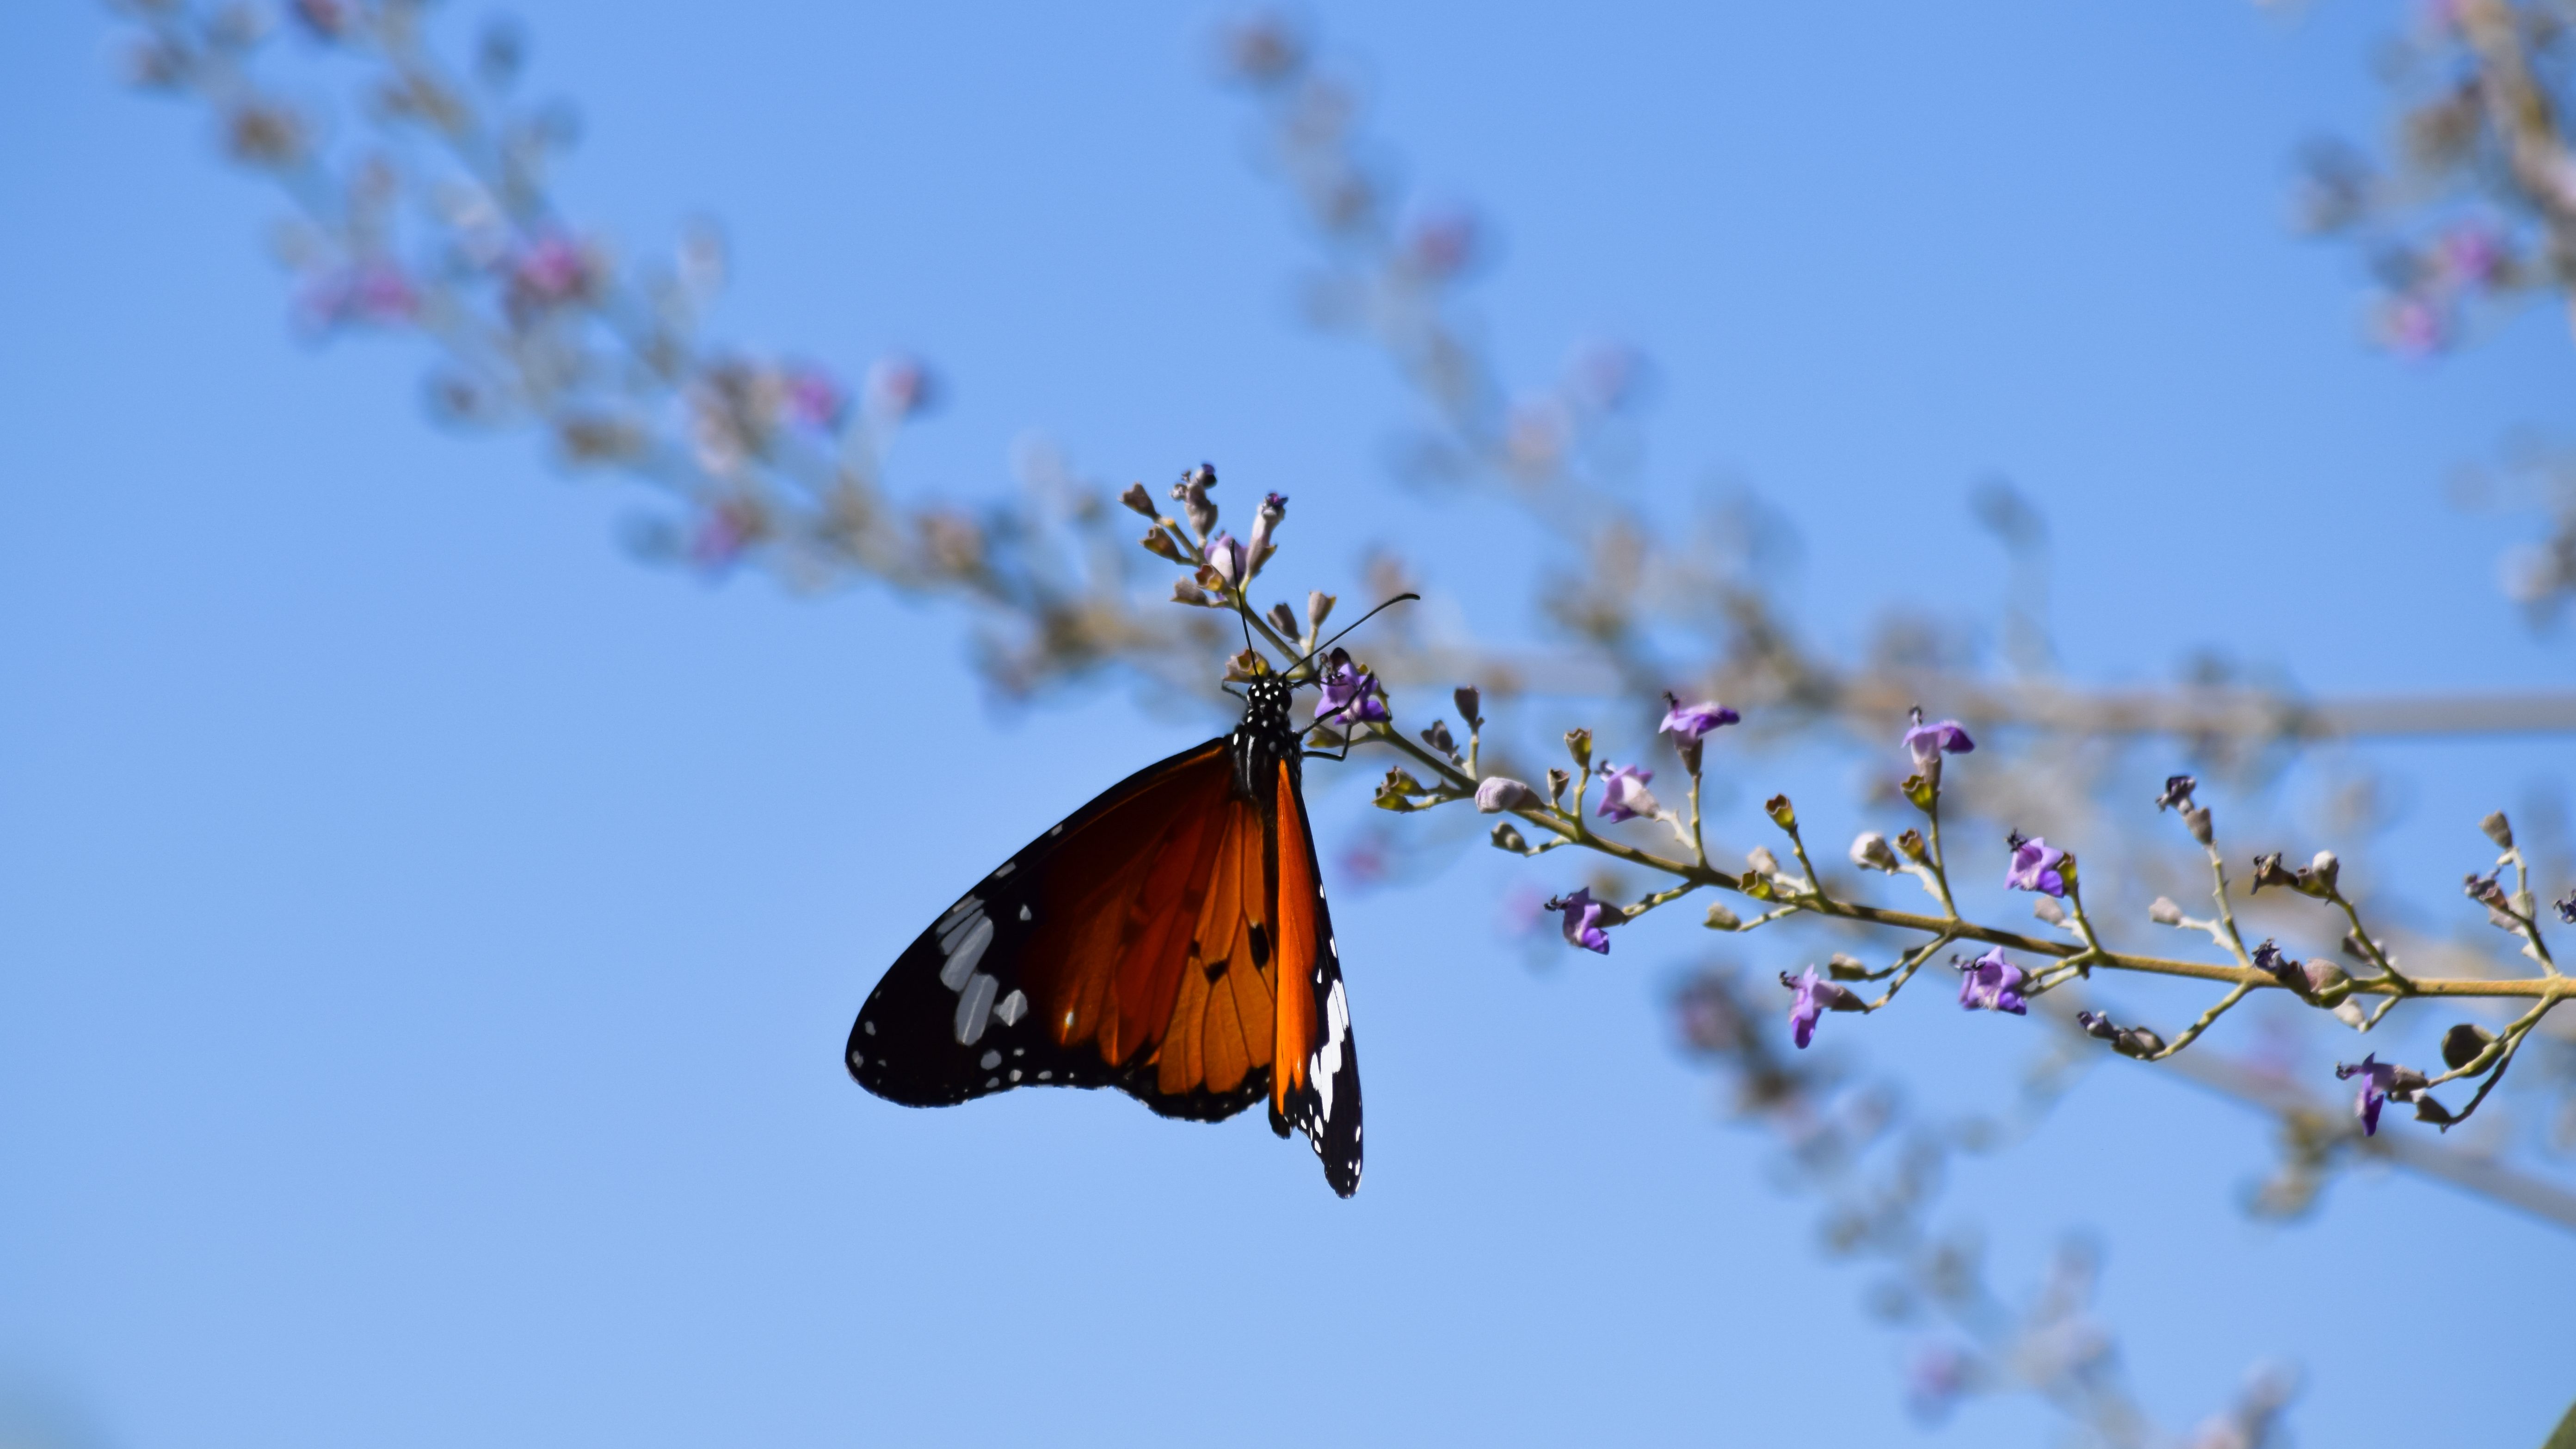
994, 989, 1028, 1027
955, 971, 998, 1045
992, 861, 1016, 878
937, 916, 994, 991
979, 1049, 1002, 1070
1311, 979, 1350, 1123
848, 1048, 864, 1067
1018, 904, 1032, 922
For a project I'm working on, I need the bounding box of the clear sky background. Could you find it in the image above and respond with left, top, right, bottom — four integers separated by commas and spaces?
4, 1, 2574, 1446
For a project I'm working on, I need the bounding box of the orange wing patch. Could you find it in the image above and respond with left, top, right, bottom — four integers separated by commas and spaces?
1270, 760, 1319, 1122
1011, 749, 1281, 1101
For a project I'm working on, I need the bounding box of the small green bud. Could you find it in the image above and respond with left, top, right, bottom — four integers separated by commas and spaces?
1546, 768, 1571, 808
1901, 773, 1936, 812
1826, 953, 1870, 981
1119, 482, 1159, 518
1895, 828, 1928, 863
1140, 529, 1186, 563
1564, 728, 1593, 770
1740, 875, 1777, 903
1765, 794, 1796, 830
1490, 820, 1528, 853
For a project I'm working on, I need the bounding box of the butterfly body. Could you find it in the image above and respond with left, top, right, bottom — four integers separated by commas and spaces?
848, 675, 1363, 1196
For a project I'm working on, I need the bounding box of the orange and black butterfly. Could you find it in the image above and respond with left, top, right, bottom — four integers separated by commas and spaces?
845, 648, 1382, 1196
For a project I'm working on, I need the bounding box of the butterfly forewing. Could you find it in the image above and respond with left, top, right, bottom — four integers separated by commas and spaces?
847, 676, 1362, 1195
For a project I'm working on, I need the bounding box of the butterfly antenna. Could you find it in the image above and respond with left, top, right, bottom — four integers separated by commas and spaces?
1290, 592, 1422, 683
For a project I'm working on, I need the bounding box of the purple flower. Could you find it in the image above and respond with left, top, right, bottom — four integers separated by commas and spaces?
2557, 891, 2575, 925
2336, 1054, 2399, 1136
1474, 777, 1540, 813
2005, 833, 2069, 899
2152, 774, 2197, 812
782, 366, 848, 431
2437, 223, 2503, 290
1399, 203, 1482, 281
1315, 661, 1389, 726
1202, 531, 1248, 587
1781, 966, 1861, 1049
1903, 711, 1975, 770
1596, 763, 1661, 822
863, 354, 939, 422
296, 259, 419, 331
1955, 948, 2028, 1015
1246, 491, 1288, 565
1905, 1345, 1975, 1424
508, 234, 595, 309
2250, 938, 2304, 991
1658, 693, 1739, 743
1545, 887, 1613, 954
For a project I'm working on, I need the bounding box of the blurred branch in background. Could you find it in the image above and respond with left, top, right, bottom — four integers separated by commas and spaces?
105, 0, 2576, 1442
2295, 0, 2576, 621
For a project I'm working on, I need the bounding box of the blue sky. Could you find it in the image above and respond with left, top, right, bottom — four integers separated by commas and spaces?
4, 1, 2573, 1446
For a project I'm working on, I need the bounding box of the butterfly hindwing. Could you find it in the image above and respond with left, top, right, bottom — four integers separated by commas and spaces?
1267, 756, 1362, 1196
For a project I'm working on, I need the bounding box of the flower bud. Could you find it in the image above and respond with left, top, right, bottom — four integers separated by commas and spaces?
1171, 461, 1219, 537
1489, 820, 1528, 853
1746, 847, 1781, 878
1140, 529, 1185, 563
1564, 728, 1593, 770
1454, 686, 1483, 729
1170, 578, 1207, 605
2413, 1095, 2458, 1127
1546, 768, 1570, 807
1895, 828, 1929, 863
1826, 953, 1870, 981
2075, 1011, 2120, 1041
1740, 874, 1777, 902
1850, 832, 1899, 872
1119, 481, 1158, 518
2148, 897, 2184, 926
1765, 794, 1796, 830
2441, 1022, 2495, 1070
2480, 810, 2514, 849
2183, 805, 2214, 845
1421, 720, 1456, 755
1306, 590, 1336, 635
1246, 491, 1288, 569
2113, 1027, 2166, 1060
2302, 961, 2352, 1007
1266, 601, 1300, 639
1703, 901, 1742, 931
2297, 851, 2340, 898
1475, 776, 1540, 813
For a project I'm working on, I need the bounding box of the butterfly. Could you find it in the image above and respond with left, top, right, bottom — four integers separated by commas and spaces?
843, 605, 1411, 1198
